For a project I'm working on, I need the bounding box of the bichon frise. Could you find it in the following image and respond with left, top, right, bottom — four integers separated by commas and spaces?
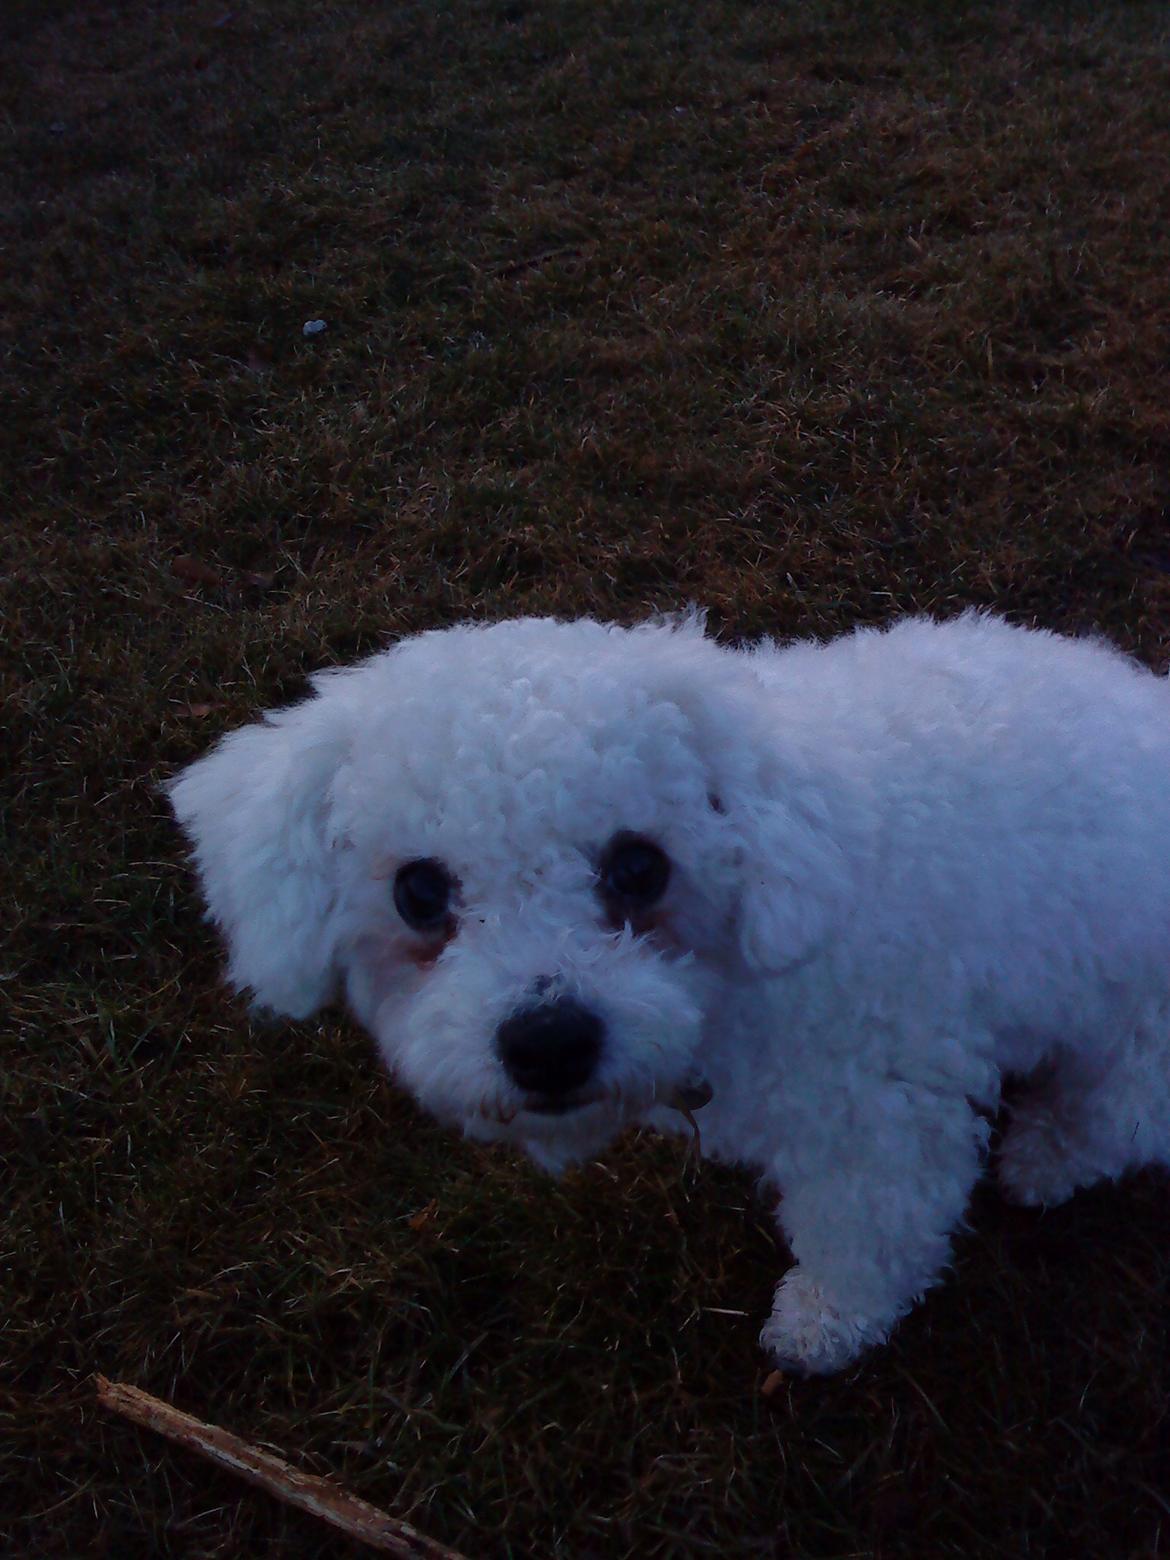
168, 612, 1170, 1373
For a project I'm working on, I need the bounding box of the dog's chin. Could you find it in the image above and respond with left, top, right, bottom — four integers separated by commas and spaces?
518, 1102, 623, 1174
518, 1071, 713, 1121
455, 1069, 714, 1175
456, 1090, 628, 1172
518, 1087, 610, 1118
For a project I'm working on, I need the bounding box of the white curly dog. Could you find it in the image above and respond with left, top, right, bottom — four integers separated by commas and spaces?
169, 612, 1170, 1373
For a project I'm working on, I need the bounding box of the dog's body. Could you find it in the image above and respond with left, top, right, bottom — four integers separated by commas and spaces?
170, 613, 1170, 1372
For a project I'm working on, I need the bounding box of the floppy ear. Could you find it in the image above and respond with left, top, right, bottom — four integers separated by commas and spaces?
648, 643, 863, 978
729, 793, 857, 975
167, 696, 348, 1017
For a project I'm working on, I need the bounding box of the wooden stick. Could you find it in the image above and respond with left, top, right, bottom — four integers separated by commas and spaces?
95, 1376, 466, 1559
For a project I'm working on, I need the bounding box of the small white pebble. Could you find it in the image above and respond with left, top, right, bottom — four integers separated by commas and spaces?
302, 319, 327, 337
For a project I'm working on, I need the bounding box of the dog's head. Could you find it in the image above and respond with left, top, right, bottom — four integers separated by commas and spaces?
169, 615, 855, 1169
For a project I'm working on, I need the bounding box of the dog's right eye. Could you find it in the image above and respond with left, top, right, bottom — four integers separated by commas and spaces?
599, 833, 671, 909
393, 859, 453, 932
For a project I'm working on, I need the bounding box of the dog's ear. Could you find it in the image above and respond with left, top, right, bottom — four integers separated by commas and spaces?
727, 794, 857, 975
651, 645, 862, 978
167, 695, 348, 1017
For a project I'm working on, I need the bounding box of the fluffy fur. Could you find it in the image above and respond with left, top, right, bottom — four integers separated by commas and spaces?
169, 612, 1170, 1373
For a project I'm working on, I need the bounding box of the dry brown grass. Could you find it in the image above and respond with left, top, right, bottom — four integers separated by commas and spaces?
5, 0, 1170, 1555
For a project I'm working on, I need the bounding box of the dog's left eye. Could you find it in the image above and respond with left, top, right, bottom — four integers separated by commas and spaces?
599, 834, 671, 908
393, 859, 453, 932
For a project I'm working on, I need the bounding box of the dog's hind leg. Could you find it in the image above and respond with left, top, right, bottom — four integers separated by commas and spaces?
998, 1019, 1170, 1208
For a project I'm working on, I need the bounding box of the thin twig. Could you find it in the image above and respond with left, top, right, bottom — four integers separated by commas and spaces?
95, 1376, 466, 1559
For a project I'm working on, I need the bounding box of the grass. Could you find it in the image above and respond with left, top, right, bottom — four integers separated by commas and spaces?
4, 0, 1170, 1553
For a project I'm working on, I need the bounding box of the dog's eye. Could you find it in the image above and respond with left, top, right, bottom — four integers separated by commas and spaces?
599, 834, 670, 908
393, 859, 452, 932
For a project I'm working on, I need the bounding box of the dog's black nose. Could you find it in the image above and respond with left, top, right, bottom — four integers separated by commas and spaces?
496, 998, 604, 1100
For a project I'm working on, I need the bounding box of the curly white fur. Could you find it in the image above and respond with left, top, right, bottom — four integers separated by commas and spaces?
169, 612, 1170, 1373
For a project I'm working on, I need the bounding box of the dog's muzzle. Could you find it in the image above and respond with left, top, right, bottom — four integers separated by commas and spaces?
496, 996, 604, 1112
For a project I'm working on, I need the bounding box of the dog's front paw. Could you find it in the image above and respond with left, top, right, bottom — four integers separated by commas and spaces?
760, 1271, 888, 1376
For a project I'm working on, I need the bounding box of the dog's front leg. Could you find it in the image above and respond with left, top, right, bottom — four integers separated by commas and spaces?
759, 1079, 989, 1374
